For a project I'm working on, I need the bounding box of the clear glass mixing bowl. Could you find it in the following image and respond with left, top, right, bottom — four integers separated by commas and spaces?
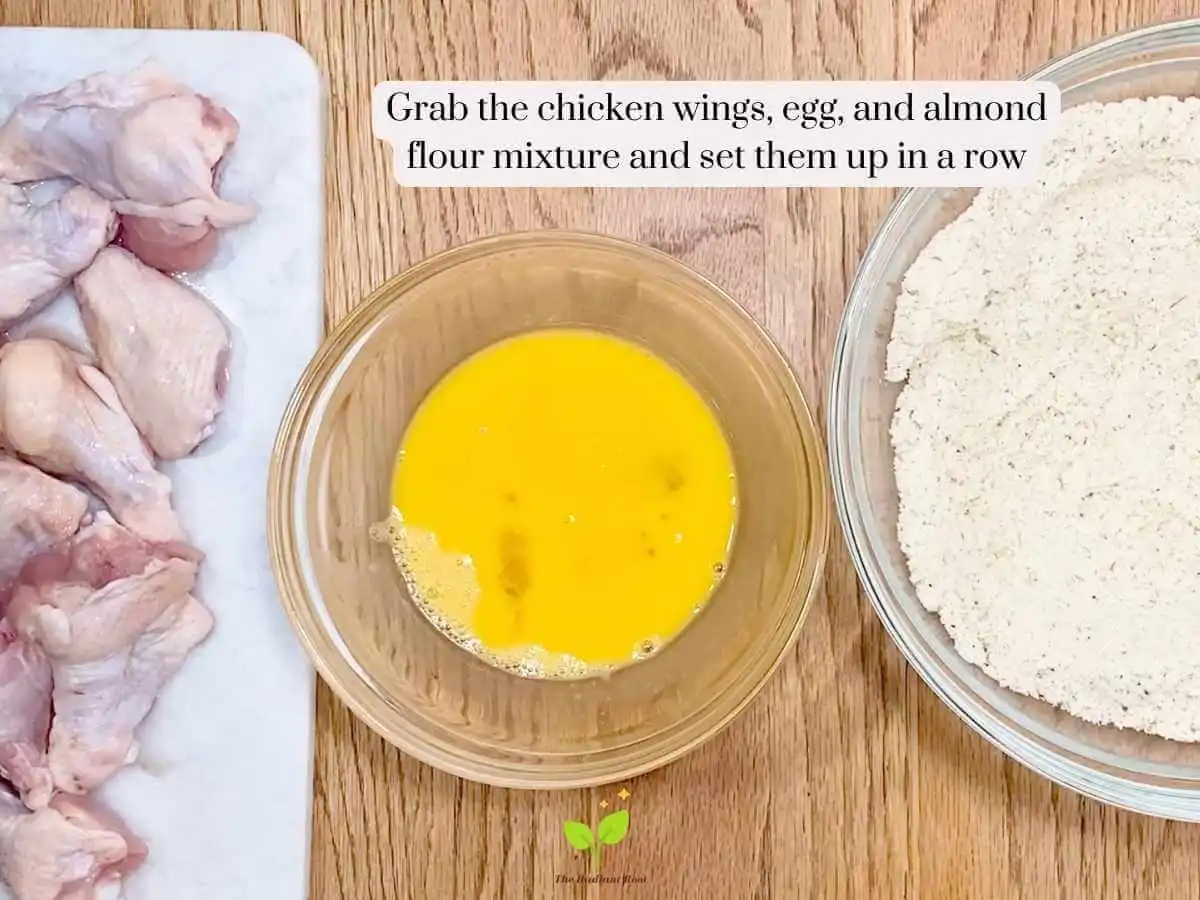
270, 231, 829, 788
830, 18, 1200, 819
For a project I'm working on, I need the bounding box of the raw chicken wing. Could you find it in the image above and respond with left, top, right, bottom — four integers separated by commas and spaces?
0, 60, 256, 272
0, 338, 184, 542
0, 787, 145, 900
0, 455, 88, 601
0, 626, 52, 809
8, 515, 209, 794
75, 246, 231, 459
0, 185, 115, 326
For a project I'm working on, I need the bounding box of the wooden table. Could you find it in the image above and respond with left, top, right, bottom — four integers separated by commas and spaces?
7, 0, 1200, 896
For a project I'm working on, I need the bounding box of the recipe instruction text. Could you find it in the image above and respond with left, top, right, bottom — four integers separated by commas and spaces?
372, 81, 1061, 188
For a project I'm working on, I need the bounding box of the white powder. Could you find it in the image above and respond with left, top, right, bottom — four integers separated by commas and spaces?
888, 97, 1200, 742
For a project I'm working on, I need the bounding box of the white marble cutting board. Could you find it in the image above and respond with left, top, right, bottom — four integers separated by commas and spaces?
0, 28, 323, 900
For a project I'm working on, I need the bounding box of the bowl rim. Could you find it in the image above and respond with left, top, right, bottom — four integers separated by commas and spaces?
829, 16, 1200, 821
269, 228, 832, 789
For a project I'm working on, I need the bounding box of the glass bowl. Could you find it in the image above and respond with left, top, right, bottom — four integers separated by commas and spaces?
270, 231, 829, 788
831, 18, 1200, 820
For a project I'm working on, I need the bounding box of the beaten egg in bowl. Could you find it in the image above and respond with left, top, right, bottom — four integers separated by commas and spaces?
388, 328, 738, 678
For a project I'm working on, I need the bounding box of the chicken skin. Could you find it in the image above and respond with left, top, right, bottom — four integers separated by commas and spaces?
0, 185, 115, 327
0, 626, 53, 809
0, 787, 145, 900
75, 247, 231, 459
0, 455, 88, 601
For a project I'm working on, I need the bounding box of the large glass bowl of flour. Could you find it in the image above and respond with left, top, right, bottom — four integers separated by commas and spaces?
831, 18, 1200, 820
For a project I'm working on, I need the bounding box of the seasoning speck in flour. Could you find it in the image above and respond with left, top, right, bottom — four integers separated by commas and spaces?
888, 96, 1200, 742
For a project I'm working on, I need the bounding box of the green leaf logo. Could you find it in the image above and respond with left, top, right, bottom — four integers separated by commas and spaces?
562, 820, 595, 852
596, 809, 629, 845
563, 809, 630, 872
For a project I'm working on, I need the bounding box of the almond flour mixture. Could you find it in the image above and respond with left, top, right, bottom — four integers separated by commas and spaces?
888, 97, 1200, 742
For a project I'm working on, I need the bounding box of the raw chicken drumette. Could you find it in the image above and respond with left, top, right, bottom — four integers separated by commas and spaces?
0, 338, 184, 543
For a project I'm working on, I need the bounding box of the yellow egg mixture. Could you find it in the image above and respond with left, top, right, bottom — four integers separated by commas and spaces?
389, 328, 737, 677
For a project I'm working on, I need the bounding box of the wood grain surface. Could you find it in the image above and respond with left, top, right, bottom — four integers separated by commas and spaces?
3, 0, 1199, 897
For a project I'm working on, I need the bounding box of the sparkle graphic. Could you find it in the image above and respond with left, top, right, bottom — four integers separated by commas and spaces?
599, 800, 609, 808
617, 787, 631, 801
